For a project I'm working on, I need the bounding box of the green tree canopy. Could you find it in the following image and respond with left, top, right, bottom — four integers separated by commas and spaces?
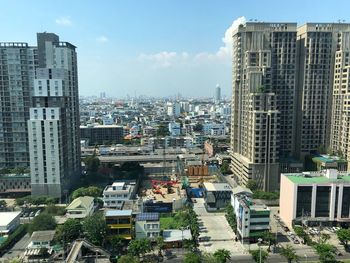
313, 243, 336, 263
220, 161, 231, 175
280, 245, 299, 263
127, 238, 152, 258
336, 228, 350, 247
246, 179, 258, 191
193, 123, 203, 132
55, 218, 82, 244
84, 155, 100, 173
82, 212, 107, 246
213, 249, 231, 263
156, 124, 170, 137
183, 252, 201, 263
109, 235, 126, 255
28, 213, 56, 233
117, 255, 140, 263
0, 200, 7, 210
250, 249, 269, 263
72, 186, 102, 200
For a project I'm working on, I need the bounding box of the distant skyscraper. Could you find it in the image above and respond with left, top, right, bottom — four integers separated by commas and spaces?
296, 23, 350, 159
215, 84, 221, 103
28, 33, 80, 197
0, 42, 37, 169
231, 22, 298, 191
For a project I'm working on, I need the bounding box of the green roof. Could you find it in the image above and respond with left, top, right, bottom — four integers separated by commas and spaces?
312, 156, 347, 164
287, 175, 350, 184
66, 196, 94, 210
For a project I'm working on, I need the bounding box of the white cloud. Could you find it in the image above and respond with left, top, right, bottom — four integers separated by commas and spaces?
137, 17, 246, 66
96, 36, 109, 43
138, 51, 189, 68
55, 16, 72, 26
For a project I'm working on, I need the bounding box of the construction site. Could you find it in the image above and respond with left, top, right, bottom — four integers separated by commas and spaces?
139, 174, 185, 202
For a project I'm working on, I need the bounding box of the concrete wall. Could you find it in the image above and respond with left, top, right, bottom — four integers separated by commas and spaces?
279, 175, 296, 229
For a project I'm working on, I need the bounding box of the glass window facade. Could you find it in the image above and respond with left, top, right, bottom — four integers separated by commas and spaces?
342, 187, 350, 218
296, 186, 312, 217
315, 186, 331, 217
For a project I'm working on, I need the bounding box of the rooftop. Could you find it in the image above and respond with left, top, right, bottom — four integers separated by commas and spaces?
312, 155, 347, 164
66, 196, 94, 210
0, 211, 21, 226
30, 230, 56, 242
136, 213, 159, 221
284, 170, 350, 184
105, 209, 132, 217
203, 182, 232, 192
163, 229, 192, 242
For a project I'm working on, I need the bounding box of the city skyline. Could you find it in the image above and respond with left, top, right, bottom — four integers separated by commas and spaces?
1, 0, 350, 97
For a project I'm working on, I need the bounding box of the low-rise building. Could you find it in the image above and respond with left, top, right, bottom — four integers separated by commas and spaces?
105, 210, 132, 240
103, 181, 136, 209
231, 186, 253, 216
80, 124, 124, 146
66, 196, 95, 219
135, 212, 160, 239
163, 229, 191, 248
0, 173, 31, 196
236, 196, 270, 243
280, 169, 350, 229
25, 230, 56, 259
0, 211, 21, 236
203, 182, 232, 211
312, 155, 347, 171
168, 122, 181, 136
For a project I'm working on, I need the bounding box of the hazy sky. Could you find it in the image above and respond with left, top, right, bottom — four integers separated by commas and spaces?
1, 0, 349, 98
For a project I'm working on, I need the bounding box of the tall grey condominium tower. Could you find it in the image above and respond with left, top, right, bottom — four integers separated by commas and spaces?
231, 22, 350, 191
231, 22, 298, 191
330, 26, 350, 164
296, 23, 350, 159
28, 33, 81, 197
0, 43, 37, 168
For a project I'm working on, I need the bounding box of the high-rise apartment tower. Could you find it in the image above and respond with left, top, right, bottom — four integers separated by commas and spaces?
28, 33, 81, 197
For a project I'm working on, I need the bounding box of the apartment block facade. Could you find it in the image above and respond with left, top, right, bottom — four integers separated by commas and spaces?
0, 43, 37, 169
231, 22, 350, 191
296, 23, 350, 159
231, 22, 297, 191
28, 33, 80, 197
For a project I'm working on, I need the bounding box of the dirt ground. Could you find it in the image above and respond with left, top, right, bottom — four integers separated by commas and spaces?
139, 177, 184, 202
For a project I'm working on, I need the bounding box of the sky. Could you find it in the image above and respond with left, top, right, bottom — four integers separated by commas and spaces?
1, 0, 349, 98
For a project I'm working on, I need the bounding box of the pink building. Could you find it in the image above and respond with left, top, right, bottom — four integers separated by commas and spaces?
280, 169, 350, 229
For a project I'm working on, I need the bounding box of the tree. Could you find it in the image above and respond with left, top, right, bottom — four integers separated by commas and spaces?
156, 124, 170, 137
127, 239, 152, 258
82, 212, 107, 246
246, 179, 258, 191
183, 252, 201, 263
72, 186, 102, 200
220, 161, 231, 175
336, 228, 350, 247
250, 249, 269, 263
0, 200, 7, 210
84, 155, 100, 173
117, 255, 140, 263
225, 204, 237, 233
155, 236, 165, 256
55, 218, 82, 244
202, 252, 217, 263
193, 123, 203, 132
313, 243, 336, 263
28, 213, 56, 233
280, 245, 299, 263
109, 236, 126, 255
320, 233, 331, 244
263, 231, 276, 251
213, 249, 231, 263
